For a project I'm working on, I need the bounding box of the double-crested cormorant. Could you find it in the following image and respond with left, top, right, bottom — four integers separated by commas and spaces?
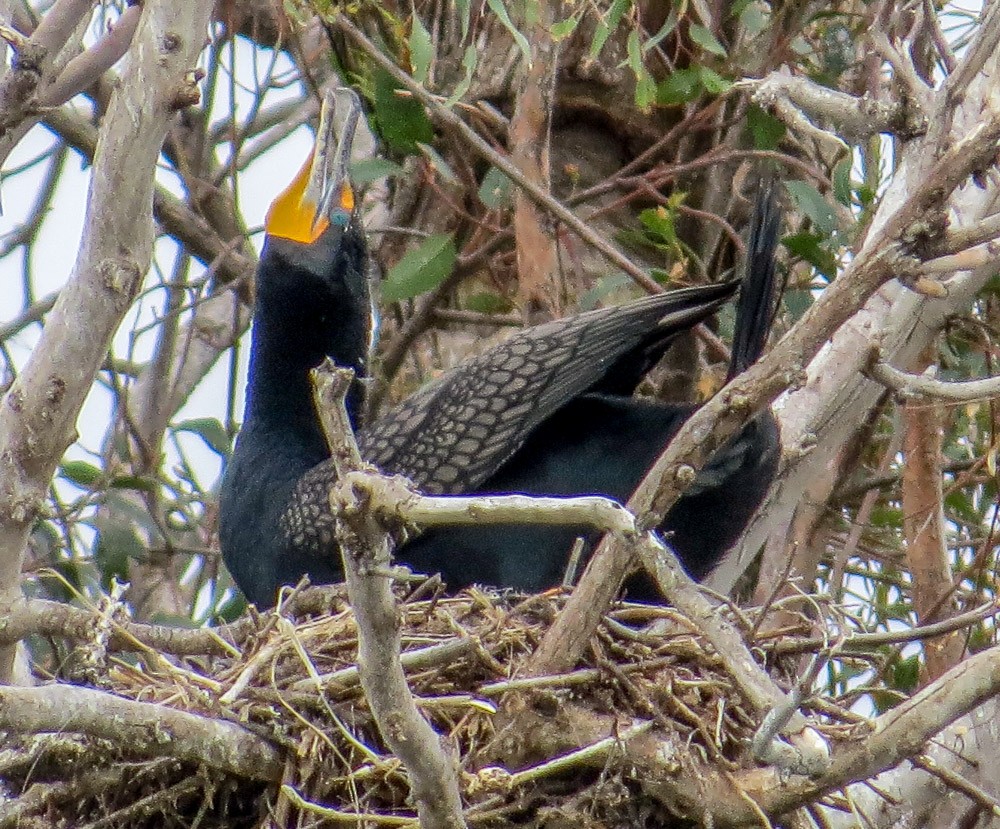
219, 92, 782, 609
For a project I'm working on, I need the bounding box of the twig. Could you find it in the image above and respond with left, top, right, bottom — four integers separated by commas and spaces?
911, 754, 1000, 817
0, 596, 242, 654
37, 5, 141, 109
329, 16, 662, 295
922, 0, 957, 74
336, 468, 662, 538
742, 66, 911, 141
866, 348, 1000, 402
312, 360, 467, 829
288, 636, 476, 693
281, 785, 421, 825
869, 30, 933, 115
939, 211, 1000, 256
507, 720, 654, 787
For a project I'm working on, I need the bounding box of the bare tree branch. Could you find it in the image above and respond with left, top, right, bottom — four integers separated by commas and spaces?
313, 362, 467, 829
0, 0, 214, 682
0, 683, 283, 779
868, 349, 1000, 402
535, 21, 1000, 676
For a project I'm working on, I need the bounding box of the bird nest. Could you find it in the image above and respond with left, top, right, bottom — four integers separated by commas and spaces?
0, 582, 824, 828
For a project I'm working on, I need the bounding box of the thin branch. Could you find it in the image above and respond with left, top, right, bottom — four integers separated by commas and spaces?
867, 349, 1000, 402
0, 0, 215, 682
37, 4, 141, 109
742, 66, 914, 141
0, 596, 243, 654
312, 361, 467, 829
338, 468, 657, 538
940, 211, 1000, 255
767, 600, 1000, 657
910, 754, 1000, 817
288, 637, 476, 694
329, 16, 663, 295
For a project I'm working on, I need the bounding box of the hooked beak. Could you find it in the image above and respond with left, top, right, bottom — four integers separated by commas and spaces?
306, 87, 362, 231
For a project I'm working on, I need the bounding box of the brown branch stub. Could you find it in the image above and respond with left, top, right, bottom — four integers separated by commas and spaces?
311, 360, 468, 829
509, 0, 560, 311
901, 347, 964, 681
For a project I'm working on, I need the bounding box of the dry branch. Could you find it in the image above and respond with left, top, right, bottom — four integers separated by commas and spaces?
0, 0, 214, 683
868, 350, 1000, 402
0, 684, 282, 780
536, 13, 1000, 676
312, 362, 468, 829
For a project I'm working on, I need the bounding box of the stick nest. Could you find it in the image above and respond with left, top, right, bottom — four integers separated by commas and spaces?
0, 583, 822, 828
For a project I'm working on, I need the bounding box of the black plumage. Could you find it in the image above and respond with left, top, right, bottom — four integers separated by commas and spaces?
219, 97, 782, 609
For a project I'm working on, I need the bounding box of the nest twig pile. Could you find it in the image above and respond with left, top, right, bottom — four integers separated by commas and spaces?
0, 583, 837, 829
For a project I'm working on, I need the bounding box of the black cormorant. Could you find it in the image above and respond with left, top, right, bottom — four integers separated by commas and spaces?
219, 91, 782, 609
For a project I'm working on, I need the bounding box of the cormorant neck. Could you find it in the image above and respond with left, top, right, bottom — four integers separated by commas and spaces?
242, 229, 373, 442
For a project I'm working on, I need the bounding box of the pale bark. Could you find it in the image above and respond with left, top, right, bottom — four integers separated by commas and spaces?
0, 0, 214, 682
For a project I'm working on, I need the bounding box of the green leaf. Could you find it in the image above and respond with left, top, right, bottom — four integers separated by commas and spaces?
625, 30, 656, 111
478, 166, 513, 208
350, 157, 404, 187
93, 512, 145, 588
589, 0, 630, 59
626, 28, 642, 72
635, 67, 657, 111
738, 2, 768, 36
891, 654, 921, 694
728, 0, 755, 17
485, 0, 531, 63
643, 9, 678, 51
782, 231, 837, 280
696, 66, 732, 94
689, 24, 727, 57
60, 460, 102, 488
409, 10, 434, 84
782, 287, 814, 321
785, 180, 838, 236
373, 67, 434, 155
550, 13, 580, 40
383, 234, 458, 302
464, 292, 513, 314
638, 206, 679, 246
579, 274, 634, 310
455, 0, 471, 40
657, 67, 702, 105
747, 104, 785, 149
174, 417, 231, 456
417, 142, 460, 186
444, 44, 478, 107
110, 474, 158, 493
833, 158, 853, 206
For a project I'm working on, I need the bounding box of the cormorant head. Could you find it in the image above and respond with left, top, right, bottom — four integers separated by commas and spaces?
264, 88, 360, 255
253, 89, 373, 376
